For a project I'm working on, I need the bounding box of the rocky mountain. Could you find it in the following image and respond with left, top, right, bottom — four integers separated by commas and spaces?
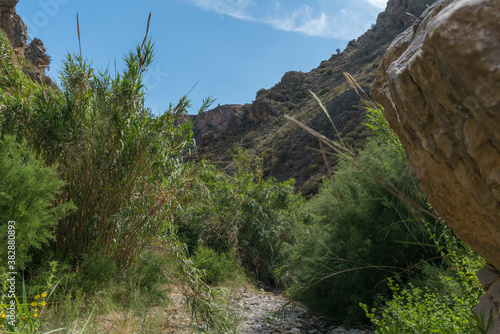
189, 0, 436, 196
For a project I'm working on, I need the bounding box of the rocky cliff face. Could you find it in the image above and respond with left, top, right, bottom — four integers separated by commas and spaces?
371, 0, 500, 330
192, 0, 435, 195
0, 0, 26, 55
0, 0, 53, 86
25, 37, 50, 70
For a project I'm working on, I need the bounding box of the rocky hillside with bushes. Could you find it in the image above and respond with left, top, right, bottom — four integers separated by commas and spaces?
0, 0, 54, 86
190, 0, 435, 196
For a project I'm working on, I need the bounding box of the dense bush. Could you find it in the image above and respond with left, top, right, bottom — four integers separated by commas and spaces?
175, 150, 310, 285
0, 135, 74, 269
0, 28, 237, 332
192, 246, 241, 285
363, 227, 485, 333
0, 30, 207, 267
287, 139, 437, 324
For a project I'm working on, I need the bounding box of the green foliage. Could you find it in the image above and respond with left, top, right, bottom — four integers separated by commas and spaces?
109, 251, 171, 312
77, 255, 120, 292
286, 139, 437, 324
319, 87, 330, 96
0, 31, 209, 267
141, 242, 239, 333
192, 246, 241, 285
0, 24, 238, 333
0, 135, 75, 269
362, 227, 486, 334
0, 262, 80, 334
364, 106, 404, 157
175, 150, 309, 285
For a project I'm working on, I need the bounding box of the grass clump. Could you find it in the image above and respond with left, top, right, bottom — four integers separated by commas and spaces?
192, 246, 242, 286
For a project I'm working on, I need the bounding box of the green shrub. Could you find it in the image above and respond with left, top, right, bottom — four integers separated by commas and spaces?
319, 87, 330, 96
0, 31, 208, 268
77, 254, 120, 292
286, 140, 438, 324
363, 227, 485, 334
175, 151, 309, 285
192, 246, 241, 285
294, 90, 305, 99
111, 251, 170, 311
0, 135, 75, 269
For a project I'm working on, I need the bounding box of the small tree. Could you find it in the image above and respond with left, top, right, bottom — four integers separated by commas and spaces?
0, 135, 75, 269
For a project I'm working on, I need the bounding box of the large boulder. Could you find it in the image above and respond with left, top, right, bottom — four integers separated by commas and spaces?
372, 0, 500, 330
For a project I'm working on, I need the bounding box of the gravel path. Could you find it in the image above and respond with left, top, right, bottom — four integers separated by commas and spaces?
236, 287, 376, 334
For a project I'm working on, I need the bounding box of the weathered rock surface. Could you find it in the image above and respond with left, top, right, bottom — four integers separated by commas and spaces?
192, 104, 246, 143
372, 0, 500, 330
25, 37, 50, 70
0, 0, 26, 55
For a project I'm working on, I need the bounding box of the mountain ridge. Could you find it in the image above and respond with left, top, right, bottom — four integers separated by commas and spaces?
190, 0, 436, 196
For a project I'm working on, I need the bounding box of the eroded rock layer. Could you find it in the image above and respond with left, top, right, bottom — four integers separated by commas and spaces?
372, 0, 500, 330
0, 0, 26, 55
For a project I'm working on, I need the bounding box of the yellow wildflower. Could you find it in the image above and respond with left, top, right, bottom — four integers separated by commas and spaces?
33, 313, 37, 318
31, 302, 37, 307
1, 313, 5, 318
41, 293, 47, 298
35, 295, 40, 299
41, 301, 46, 307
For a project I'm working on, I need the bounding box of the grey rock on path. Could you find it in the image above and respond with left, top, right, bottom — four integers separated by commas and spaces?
236, 287, 375, 334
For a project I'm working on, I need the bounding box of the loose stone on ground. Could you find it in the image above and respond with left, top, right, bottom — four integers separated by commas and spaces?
236, 287, 375, 334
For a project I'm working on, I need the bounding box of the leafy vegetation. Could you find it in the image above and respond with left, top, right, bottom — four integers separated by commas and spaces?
285, 138, 438, 324
175, 150, 310, 285
0, 135, 75, 270
0, 27, 236, 332
192, 246, 242, 286
0, 9, 489, 333
281, 98, 487, 329
362, 227, 486, 333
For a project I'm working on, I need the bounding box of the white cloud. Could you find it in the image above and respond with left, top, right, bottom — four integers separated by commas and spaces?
364, 0, 387, 9
186, 0, 383, 39
188, 0, 254, 20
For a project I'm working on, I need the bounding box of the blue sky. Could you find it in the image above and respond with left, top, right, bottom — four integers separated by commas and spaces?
18, 0, 387, 114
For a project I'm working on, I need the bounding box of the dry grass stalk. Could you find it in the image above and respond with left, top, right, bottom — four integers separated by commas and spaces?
142, 12, 152, 49
77, 13, 81, 58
